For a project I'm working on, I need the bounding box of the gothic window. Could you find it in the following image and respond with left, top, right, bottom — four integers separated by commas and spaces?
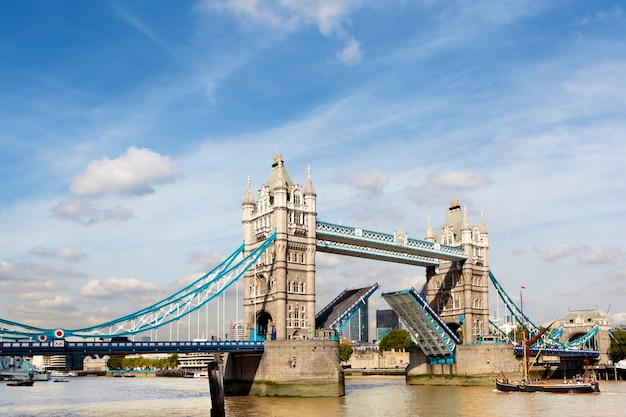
473, 229, 480, 243
454, 294, 461, 309
256, 276, 267, 295
442, 229, 454, 246
294, 304, 300, 327
287, 305, 293, 327
287, 281, 292, 292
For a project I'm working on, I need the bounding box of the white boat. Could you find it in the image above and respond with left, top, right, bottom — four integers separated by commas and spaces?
50, 371, 78, 378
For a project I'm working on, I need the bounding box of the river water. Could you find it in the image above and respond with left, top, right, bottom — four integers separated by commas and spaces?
2, 376, 625, 417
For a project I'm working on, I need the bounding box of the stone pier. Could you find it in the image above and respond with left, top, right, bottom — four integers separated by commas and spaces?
406, 344, 522, 385
224, 339, 344, 397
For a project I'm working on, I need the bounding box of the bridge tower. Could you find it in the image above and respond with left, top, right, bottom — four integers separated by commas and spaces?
424, 200, 489, 344
241, 152, 317, 341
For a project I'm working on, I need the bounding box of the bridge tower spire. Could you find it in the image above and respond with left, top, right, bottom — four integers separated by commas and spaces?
242, 151, 317, 341
425, 200, 489, 344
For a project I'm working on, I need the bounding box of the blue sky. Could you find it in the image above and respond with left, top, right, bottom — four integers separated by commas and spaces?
1, 1, 625, 339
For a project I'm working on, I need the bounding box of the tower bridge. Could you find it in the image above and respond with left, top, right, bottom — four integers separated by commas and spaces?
0, 151, 608, 395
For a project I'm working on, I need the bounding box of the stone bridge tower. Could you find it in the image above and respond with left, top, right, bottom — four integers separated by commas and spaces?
241, 152, 317, 341
424, 200, 490, 344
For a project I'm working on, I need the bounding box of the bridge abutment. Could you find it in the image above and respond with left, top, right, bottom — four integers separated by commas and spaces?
239, 339, 345, 397
406, 344, 522, 385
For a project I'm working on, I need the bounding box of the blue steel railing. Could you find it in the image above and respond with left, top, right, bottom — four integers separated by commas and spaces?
316, 221, 467, 260
0, 340, 265, 356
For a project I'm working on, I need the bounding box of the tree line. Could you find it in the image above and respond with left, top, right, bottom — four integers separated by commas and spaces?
107, 354, 179, 370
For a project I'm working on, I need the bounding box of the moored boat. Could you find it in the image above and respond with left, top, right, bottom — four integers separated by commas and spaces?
7, 379, 35, 387
496, 323, 600, 394
496, 376, 599, 393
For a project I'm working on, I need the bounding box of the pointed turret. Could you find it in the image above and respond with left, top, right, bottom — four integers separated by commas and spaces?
461, 205, 471, 245
304, 165, 316, 196
267, 150, 293, 197
243, 176, 255, 205
425, 216, 435, 242
480, 211, 488, 234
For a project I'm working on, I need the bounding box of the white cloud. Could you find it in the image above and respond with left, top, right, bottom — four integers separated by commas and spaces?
69, 147, 183, 197
22, 263, 88, 279
28, 246, 89, 262
202, 0, 362, 35
9, 295, 82, 326
0, 260, 28, 281
337, 37, 362, 65
409, 170, 490, 205
538, 244, 625, 264
199, 0, 364, 63
50, 199, 134, 226
80, 277, 164, 300
334, 168, 388, 198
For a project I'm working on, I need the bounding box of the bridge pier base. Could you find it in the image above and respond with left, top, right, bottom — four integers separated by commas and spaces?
225, 339, 344, 397
406, 344, 522, 386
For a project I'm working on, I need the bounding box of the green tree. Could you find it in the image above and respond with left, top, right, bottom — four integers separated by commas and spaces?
107, 356, 123, 370
340, 343, 353, 362
609, 329, 626, 362
379, 329, 411, 351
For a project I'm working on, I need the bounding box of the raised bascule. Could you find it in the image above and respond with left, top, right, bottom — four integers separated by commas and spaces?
0, 151, 609, 396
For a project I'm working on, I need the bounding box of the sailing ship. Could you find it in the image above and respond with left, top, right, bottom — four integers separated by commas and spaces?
496, 323, 600, 393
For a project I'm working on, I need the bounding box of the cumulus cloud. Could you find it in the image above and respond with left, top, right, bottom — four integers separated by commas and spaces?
538, 244, 625, 264
334, 168, 389, 198
22, 263, 88, 279
409, 170, 491, 205
0, 260, 28, 281
10, 295, 82, 324
51, 199, 134, 225
69, 146, 183, 197
538, 244, 579, 262
28, 245, 88, 262
80, 277, 164, 300
609, 311, 626, 326
577, 246, 625, 264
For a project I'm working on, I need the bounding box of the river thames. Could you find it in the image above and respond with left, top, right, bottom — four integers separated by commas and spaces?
2, 376, 625, 417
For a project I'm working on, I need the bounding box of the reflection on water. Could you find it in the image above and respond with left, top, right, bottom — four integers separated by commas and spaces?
1, 375, 626, 417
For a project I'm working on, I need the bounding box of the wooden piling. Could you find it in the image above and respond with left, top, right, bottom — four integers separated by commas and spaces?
208, 356, 225, 417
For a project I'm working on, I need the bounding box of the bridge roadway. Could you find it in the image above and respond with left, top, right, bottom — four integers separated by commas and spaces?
0, 340, 264, 356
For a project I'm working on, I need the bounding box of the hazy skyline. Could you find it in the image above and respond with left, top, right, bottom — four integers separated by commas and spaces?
1, 1, 625, 338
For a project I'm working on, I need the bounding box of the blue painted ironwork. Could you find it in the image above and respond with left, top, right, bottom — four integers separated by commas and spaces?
513, 345, 599, 359
316, 221, 467, 267
382, 288, 460, 364
489, 270, 600, 351
488, 270, 540, 337
0, 340, 264, 356
0, 231, 277, 341
326, 284, 379, 333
